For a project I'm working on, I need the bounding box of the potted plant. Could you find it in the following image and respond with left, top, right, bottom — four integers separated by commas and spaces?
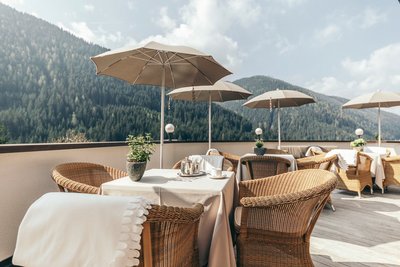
126, 133, 155, 181
350, 138, 367, 152
254, 139, 266, 156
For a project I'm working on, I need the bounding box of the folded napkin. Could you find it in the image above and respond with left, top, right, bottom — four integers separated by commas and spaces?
325, 151, 350, 171
13, 192, 151, 267
189, 155, 224, 172
334, 153, 349, 171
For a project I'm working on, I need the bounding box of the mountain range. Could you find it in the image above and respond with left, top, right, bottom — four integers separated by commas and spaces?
1, 3, 399, 144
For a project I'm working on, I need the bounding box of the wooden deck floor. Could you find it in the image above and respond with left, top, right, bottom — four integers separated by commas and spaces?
311, 186, 400, 266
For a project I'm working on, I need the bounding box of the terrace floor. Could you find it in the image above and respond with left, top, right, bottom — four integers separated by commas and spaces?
311, 186, 400, 266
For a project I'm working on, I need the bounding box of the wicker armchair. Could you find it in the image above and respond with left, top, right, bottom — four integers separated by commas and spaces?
52, 162, 127, 194
296, 154, 338, 211
219, 151, 241, 173
236, 169, 337, 267
382, 156, 400, 189
266, 148, 289, 154
240, 155, 291, 180
336, 152, 373, 198
296, 154, 337, 170
139, 203, 204, 267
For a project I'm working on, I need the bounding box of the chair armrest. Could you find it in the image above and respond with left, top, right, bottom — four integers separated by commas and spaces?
382, 156, 400, 163
240, 177, 336, 208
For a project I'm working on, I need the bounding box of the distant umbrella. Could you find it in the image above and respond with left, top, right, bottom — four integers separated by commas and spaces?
342, 91, 400, 146
243, 89, 315, 149
168, 81, 252, 149
91, 41, 231, 167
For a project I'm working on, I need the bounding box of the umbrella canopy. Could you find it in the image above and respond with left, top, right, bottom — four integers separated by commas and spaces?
168, 81, 252, 149
243, 89, 315, 149
342, 91, 400, 146
91, 41, 231, 168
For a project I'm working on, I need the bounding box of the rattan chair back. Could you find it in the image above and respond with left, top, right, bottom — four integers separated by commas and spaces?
52, 162, 127, 194
267, 148, 289, 154
139, 203, 204, 267
382, 155, 400, 188
237, 169, 337, 267
296, 154, 337, 171
217, 151, 241, 173
241, 155, 291, 180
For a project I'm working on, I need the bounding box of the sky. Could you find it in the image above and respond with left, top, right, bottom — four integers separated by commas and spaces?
1, 0, 400, 102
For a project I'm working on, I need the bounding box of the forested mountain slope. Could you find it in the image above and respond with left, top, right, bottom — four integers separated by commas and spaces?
0, 3, 252, 143
222, 76, 400, 141
1, 3, 399, 144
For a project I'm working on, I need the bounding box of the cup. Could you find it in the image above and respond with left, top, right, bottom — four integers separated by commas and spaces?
212, 168, 222, 177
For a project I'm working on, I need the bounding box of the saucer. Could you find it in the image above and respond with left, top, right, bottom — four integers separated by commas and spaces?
209, 174, 227, 179
177, 171, 206, 177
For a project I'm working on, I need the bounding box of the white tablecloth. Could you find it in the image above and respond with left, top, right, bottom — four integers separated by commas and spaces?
363, 146, 397, 157
237, 153, 297, 181
101, 169, 236, 267
326, 149, 385, 192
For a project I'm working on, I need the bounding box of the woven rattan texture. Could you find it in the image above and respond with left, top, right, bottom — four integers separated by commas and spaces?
241, 155, 291, 180
237, 169, 337, 267
336, 152, 373, 197
296, 154, 337, 171
382, 156, 400, 188
52, 162, 127, 194
138, 204, 204, 267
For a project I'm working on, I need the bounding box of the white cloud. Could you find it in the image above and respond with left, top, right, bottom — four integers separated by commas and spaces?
127, 1, 134, 10
342, 43, 400, 77
314, 24, 342, 45
156, 7, 176, 31
306, 43, 400, 98
84, 4, 94, 12
226, 0, 261, 27
57, 21, 134, 48
359, 7, 386, 29
307, 76, 346, 96
274, 35, 296, 54
280, 0, 308, 8
137, 0, 261, 71
341, 43, 400, 92
69, 21, 96, 43
341, 7, 387, 30
0, 0, 24, 6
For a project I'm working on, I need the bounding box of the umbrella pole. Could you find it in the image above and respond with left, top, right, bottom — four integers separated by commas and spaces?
278, 102, 281, 149
378, 103, 381, 147
209, 93, 212, 150
160, 68, 165, 168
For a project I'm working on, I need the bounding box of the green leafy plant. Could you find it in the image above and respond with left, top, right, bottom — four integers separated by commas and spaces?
126, 133, 155, 162
255, 139, 264, 148
350, 138, 367, 147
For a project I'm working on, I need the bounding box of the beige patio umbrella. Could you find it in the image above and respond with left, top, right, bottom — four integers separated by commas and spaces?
342, 91, 400, 147
243, 89, 315, 149
91, 41, 231, 168
167, 81, 252, 149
